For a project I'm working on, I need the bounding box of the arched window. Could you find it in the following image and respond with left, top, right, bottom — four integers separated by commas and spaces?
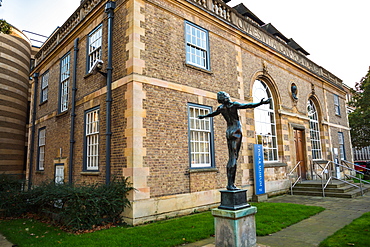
307, 99, 322, 160
253, 79, 278, 162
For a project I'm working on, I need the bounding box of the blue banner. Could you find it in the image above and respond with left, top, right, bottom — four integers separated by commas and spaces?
253, 144, 265, 195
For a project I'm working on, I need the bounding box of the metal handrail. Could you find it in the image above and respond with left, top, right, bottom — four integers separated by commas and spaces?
341, 160, 370, 175
319, 160, 332, 176
289, 161, 301, 195
322, 176, 332, 197
340, 160, 370, 187
311, 160, 326, 180
311, 160, 368, 197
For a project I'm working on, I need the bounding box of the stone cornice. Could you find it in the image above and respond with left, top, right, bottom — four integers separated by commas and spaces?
32, 0, 344, 92
186, 0, 343, 90
34, 0, 104, 65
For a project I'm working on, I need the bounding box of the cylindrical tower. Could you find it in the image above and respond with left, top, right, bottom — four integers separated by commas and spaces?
0, 25, 31, 178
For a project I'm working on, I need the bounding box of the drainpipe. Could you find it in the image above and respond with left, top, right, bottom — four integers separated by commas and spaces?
28, 72, 39, 190
69, 38, 79, 184
105, 1, 116, 185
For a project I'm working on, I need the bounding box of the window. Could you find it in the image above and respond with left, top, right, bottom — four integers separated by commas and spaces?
84, 108, 99, 170
55, 164, 64, 184
253, 79, 278, 162
87, 25, 102, 72
59, 54, 70, 112
338, 132, 346, 160
334, 94, 340, 116
185, 21, 210, 70
40, 71, 49, 103
37, 128, 46, 171
307, 99, 322, 160
188, 103, 214, 168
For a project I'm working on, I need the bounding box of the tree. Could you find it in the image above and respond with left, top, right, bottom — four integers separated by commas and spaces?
348, 68, 370, 148
0, 19, 11, 34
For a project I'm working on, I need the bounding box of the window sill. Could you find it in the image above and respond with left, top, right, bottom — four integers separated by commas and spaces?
185, 63, 213, 74
80, 171, 100, 176
264, 162, 287, 168
188, 167, 218, 174
84, 71, 94, 79
56, 110, 69, 118
39, 100, 47, 106
35, 170, 44, 174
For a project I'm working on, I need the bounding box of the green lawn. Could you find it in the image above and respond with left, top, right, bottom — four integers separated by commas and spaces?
319, 211, 370, 247
0, 202, 324, 247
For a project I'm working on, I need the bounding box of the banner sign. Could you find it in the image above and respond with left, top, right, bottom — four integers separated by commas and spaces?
253, 144, 265, 195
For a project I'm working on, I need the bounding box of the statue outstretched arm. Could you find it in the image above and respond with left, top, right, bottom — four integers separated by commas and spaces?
198, 107, 221, 119
237, 98, 271, 109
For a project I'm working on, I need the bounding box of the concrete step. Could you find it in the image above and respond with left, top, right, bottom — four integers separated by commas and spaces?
293, 184, 356, 193
292, 188, 368, 198
291, 180, 370, 198
294, 180, 354, 188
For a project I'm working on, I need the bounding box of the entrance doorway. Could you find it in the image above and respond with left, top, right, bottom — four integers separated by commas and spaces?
294, 129, 307, 180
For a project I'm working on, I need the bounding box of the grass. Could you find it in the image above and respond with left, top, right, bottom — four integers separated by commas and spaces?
352, 173, 370, 183
255, 202, 324, 236
0, 202, 324, 247
319, 211, 370, 247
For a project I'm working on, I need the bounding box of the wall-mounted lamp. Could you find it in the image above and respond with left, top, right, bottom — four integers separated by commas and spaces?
88, 59, 106, 76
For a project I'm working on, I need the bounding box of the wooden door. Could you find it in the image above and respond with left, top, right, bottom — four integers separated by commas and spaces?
294, 129, 307, 179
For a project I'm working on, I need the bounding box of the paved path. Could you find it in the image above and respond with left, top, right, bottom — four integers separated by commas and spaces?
185, 194, 370, 247
0, 233, 13, 247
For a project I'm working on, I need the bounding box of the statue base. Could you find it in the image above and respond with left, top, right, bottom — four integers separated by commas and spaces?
212, 206, 257, 247
218, 189, 250, 210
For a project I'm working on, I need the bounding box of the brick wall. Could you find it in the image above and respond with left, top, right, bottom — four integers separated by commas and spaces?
28, 0, 353, 208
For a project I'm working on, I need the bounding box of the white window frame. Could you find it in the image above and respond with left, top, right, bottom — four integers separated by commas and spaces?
60, 54, 70, 112
87, 25, 102, 72
308, 99, 322, 160
188, 104, 214, 168
85, 108, 99, 171
37, 128, 46, 171
185, 21, 210, 70
338, 132, 346, 160
253, 79, 278, 162
334, 94, 341, 116
40, 71, 49, 103
55, 164, 64, 184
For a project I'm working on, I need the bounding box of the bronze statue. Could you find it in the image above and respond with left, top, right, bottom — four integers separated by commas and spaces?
198, 92, 271, 190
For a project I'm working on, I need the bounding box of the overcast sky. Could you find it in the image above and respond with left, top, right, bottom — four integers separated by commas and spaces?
1, 0, 368, 88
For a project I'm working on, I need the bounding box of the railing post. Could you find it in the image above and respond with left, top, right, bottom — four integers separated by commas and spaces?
321, 176, 324, 197
291, 180, 293, 195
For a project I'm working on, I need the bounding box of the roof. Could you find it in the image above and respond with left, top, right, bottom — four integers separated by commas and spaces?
233, 3, 265, 26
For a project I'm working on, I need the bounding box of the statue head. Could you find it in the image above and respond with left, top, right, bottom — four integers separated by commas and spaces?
217, 91, 230, 104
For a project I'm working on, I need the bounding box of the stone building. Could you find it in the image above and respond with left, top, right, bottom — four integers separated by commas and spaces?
0, 25, 32, 178
27, 0, 352, 225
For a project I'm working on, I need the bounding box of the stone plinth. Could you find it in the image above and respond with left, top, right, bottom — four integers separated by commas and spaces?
212, 206, 257, 247
218, 189, 250, 210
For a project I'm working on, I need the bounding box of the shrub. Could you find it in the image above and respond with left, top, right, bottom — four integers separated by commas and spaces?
0, 175, 133, 231
0, 174, 29, 216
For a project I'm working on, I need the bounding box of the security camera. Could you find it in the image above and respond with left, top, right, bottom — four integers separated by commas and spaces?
88, 59, 104, 74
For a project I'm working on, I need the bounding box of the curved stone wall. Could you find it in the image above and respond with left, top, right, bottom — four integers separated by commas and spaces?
0, 26, 31, 177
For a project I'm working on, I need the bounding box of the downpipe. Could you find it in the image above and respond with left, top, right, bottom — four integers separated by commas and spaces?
105, 1, 116, 185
